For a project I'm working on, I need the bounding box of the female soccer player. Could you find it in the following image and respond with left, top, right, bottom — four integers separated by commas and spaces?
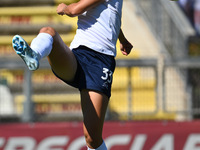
12, 0, 133, 149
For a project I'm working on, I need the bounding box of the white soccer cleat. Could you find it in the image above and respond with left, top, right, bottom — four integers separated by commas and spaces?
12, 35, 40, 71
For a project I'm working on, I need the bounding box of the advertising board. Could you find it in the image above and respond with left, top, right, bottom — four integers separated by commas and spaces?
0, 121, 200, 150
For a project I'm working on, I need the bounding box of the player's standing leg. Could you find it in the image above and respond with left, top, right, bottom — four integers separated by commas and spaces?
81, 89, 108, 150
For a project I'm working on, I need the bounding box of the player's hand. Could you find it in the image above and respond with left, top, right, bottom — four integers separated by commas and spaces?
120, 40, 133, 56
57, 3, 68, 16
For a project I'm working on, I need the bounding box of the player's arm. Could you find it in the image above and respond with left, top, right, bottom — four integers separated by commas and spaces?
118, 28, 133, 56
57, 0, 105, 17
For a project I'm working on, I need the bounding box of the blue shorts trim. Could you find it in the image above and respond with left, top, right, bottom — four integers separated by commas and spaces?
53, 46, 116, 98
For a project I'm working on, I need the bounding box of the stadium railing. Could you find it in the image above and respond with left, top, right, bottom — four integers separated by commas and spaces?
1, 58, 190, 122
2, 57, 200, 121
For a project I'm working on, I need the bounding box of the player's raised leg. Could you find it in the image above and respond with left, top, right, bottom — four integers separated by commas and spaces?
12, 26, 77, 82
44, 27, 77, 81
81, 89, 108, 150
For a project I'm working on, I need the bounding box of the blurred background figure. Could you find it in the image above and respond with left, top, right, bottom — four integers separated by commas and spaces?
178, 0, 195, 27
178, 0, 200, 35
194, 0, 200, 35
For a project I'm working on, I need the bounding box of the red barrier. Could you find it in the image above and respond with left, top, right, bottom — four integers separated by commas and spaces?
0, 121, 200, 150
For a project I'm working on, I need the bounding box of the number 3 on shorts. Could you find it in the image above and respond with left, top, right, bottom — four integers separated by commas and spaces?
101, 68, 113, 83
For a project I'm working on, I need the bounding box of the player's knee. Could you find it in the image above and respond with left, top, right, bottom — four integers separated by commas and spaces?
39, 27, 56, 37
